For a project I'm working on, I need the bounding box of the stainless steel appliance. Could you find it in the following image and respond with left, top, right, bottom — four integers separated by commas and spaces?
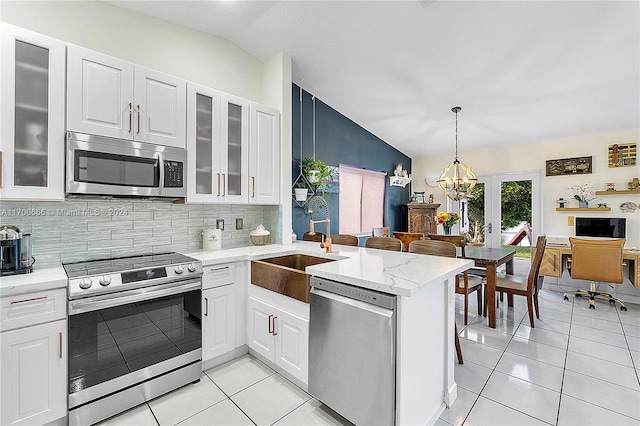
64, 252, 203, 426
0, 225, 34, 275
66, 132, 186, 198
309, 277, 397, 426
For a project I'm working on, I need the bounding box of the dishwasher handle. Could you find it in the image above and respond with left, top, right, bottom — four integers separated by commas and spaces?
310, 287, 394, 318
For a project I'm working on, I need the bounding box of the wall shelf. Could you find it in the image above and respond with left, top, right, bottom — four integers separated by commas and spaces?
595, 189, 640, 195
556, 207, 611, 211
390, 176, 411, 188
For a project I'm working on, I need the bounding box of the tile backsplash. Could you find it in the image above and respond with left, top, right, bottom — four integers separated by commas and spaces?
1, 199, 281, 269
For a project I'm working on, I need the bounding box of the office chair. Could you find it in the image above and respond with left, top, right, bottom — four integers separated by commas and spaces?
564, 238, 627, 311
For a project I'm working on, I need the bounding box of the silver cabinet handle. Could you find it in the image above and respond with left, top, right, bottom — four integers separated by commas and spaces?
11, 295, 47, 304
217, 173, 221, 196
204, 297, 209, 316
268, 314, 274, 334
59, 332, 63, 359
272, 316, 277, 336
137, 104, 141, 134
252, 177, 255, 198
128, 102, 132, 132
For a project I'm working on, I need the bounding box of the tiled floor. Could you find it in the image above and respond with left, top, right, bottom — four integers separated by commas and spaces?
99, 287, 640, 426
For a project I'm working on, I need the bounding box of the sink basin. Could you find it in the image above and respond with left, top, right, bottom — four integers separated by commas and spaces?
251, 254, 336, 303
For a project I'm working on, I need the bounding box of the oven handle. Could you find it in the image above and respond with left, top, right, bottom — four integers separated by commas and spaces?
68, 278, 201, 315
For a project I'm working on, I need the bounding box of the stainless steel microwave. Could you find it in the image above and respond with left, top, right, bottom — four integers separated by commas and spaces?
66, 132, 187, 198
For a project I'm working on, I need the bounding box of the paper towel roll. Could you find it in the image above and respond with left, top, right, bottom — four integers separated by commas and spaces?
201, 228, 221, 251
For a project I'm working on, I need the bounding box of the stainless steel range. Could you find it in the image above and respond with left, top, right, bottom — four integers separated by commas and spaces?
64, 252, 203, 426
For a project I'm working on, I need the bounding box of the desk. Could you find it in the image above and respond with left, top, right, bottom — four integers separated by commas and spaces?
464, 247, 516, 329
536, 244, 640, 287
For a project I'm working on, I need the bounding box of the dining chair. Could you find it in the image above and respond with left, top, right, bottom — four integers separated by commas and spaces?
493, 235, 547, 327
329, 234, 359, 246
302, 231, 325, 242
408, 239, 464, 364
365, 236, 402, 251
392, 232, 424, 252
564, 237, 626, 311
372, 227, 390, 237
427, 234, 484, 325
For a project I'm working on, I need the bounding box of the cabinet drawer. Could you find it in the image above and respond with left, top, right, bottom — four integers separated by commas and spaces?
1, 288, 67, 331
202, 263, 235, 289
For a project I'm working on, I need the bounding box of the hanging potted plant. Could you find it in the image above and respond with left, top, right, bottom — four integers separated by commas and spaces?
303, 157, 334, 194
294, 182, 309, 202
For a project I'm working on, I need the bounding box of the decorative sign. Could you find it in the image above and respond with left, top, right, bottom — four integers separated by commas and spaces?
545, 156, 592, 176
608, 143, 636, 167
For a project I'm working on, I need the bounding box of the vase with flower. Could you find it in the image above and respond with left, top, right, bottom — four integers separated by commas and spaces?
435, 211, 460, 235
569, 182, 597, 208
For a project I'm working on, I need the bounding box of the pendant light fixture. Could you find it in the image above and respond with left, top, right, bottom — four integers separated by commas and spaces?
437, 106, 477, 201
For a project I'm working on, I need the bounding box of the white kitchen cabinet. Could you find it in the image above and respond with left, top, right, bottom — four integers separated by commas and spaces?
1, 288, 67, 426
67, 44, 186, 148
0, 23, 65, 200
201, 263, 236, 362
219, 93, 249, 203
248, 296, 309, 384
249, 103, 280, 204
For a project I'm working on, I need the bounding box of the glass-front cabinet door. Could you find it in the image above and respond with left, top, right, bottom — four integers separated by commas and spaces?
0, 23, 65, 200
186, 83, 221, 203
220, 93, 248, 203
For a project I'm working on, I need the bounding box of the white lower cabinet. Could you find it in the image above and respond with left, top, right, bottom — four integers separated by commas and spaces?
248, 296, 309, 384
0, 319, 67, 426
202, 285, 236, 360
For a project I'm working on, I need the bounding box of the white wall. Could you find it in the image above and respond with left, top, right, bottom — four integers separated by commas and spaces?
413, 128, 640, 247
0, 0, 263, 102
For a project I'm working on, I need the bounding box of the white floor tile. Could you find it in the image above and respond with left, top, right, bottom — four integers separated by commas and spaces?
231, 374, 310, 425
454, 360, 493, 394
533, 317, 571, 335
515, 324, 569, 350
557, 394, 639, 426
567, 335, 633, 367
176, 399, 253, 426
626, 335, 640, 353
570, 314, 624, 334
481, 370, 560, 424
458, 338, 504, 369
622, 322, 640, 338
273, 399, 352, 426
536, 298, 574, 314
561, 370, 640, 420
535, 307, 572, 324
506, 336, 566, 368
435, 418, 454, 426
95, 403, 158, 426
439, 386, 478, 426
148, 375, 227, 426
464, 396, 549, 426
205, 354, 274, 396
495, 352, 564, 392
564, 351, 640, 391
569, 323, 628, 348
572, 303, 619, 321
631, 350, 640, 367
461, 324, 513, 350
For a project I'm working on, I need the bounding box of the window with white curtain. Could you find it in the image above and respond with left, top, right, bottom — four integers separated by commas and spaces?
339, 165, 386, 234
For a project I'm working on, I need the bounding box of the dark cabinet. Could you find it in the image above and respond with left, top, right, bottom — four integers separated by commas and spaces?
407, 203, 441, 236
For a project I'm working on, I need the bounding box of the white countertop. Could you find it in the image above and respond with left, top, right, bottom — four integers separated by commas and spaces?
0, 241, 473, 298
189, 241, 473, 297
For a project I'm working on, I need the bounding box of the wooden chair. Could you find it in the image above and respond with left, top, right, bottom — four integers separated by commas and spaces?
372, 227, 390, 237
564, 237, 626, 311
493, 235, 547, 328
392, 232, 424, 252
302, 231, 325, 242
408, 239, 464, 364
427, 234, 484, 325
365, 236, 402, 251
330, 234, 359, 246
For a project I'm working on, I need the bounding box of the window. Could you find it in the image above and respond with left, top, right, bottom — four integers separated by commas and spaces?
339, 165, 386, 234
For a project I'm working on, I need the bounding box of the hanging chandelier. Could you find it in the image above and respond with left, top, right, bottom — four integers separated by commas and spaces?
437, 106, 477, 201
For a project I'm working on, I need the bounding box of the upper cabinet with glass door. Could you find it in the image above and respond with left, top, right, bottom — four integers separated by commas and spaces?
66, 44, 186, 148
220, 93, 249, 203
0, 23, 66, 200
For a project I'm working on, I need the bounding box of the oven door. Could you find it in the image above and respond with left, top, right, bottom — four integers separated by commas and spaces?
68, 278, 201, 410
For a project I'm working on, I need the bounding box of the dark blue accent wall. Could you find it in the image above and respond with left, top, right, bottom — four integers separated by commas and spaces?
292, 84, 412, 240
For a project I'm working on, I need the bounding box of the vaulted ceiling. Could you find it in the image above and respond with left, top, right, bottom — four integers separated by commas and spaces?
103, 1, 640, 158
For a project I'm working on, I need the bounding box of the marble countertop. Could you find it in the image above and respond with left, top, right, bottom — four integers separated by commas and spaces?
0, 241, 473, 298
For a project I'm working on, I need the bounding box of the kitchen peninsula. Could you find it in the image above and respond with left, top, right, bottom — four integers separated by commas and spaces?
1, 241, 472, 426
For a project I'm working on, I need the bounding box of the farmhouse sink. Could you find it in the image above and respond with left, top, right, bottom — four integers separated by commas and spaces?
250, 254, 336, 303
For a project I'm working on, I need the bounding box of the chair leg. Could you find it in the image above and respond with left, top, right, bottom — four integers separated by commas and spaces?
527, 295, 535, 328
455, 324, 463, 364
533, 292, 540, 319
476, 287, 482, 318
463, 292, 469, 325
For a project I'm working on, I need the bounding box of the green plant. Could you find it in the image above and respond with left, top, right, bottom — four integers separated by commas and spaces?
303, 157, 334, 193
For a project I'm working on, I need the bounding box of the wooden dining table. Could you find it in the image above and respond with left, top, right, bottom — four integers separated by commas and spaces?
463, 246, 517, 329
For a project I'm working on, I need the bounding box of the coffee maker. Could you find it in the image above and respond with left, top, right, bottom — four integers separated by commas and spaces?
1, 225, 34, 275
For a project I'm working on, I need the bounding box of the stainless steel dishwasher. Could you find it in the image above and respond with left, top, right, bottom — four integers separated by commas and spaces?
309, 277, 397, 426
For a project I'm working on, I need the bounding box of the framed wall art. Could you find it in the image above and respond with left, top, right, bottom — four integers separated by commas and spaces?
608, 143, 636, 167
545, 156, 592, 176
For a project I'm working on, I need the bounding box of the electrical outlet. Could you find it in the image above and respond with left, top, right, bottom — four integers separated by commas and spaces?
236, 218, 243, 230
216, 219, 224, 230
567, 216, 574, 226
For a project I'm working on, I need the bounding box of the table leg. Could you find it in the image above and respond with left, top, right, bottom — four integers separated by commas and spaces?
486, 263, 497, 328
506, 258, 515, 307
